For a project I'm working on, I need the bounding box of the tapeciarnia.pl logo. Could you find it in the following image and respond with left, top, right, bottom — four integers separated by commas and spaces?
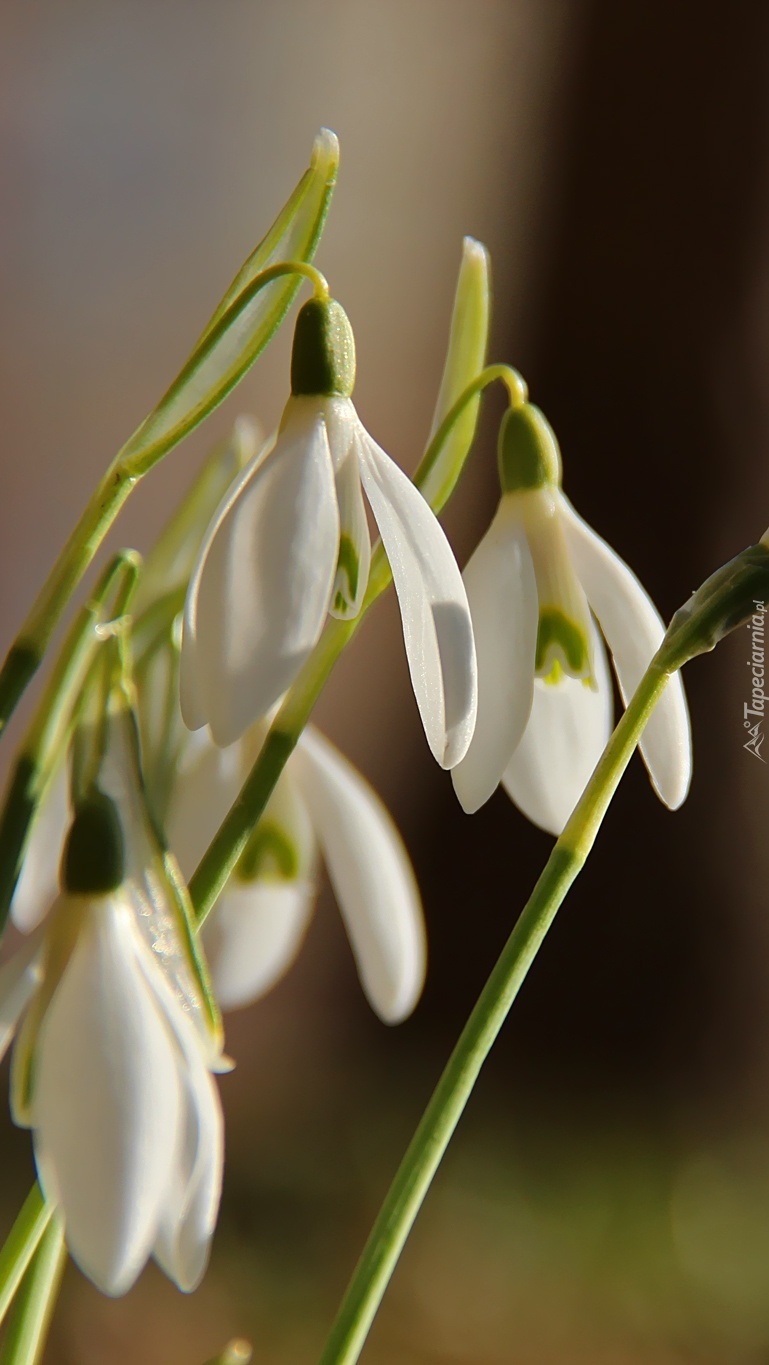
744, 600, 767, 762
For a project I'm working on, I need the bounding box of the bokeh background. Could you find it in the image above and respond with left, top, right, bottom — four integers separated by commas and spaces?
2, 2, 769, 1361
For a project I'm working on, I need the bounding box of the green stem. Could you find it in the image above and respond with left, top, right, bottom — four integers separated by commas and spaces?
0, 1189, 52, 1332
316, 659, 669, 1365
0, 1217, 64, 1365
0, 552, 140, 936
0, 261, 328, 739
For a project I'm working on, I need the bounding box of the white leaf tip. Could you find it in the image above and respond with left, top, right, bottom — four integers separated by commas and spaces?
312, 128, 340, 173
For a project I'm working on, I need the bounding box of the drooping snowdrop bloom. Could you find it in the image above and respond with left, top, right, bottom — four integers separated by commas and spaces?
167, 723, 426, 1024
0, 788, 227, 1297
181, 295, 478, 768
452, 402, 692, 833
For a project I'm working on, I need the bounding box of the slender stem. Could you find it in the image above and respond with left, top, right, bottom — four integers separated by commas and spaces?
0, 552, 141, 935
0, 1217, 65, 1365
0, 261, 328, 739
317, 659, 669, 1365
0, 1189, 52, 1332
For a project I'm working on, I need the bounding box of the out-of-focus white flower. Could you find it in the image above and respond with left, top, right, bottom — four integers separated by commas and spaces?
181, 297, 477, 769
452, 403, 692, 833
168, 724, 426, 1025
2, 789, 226, 1297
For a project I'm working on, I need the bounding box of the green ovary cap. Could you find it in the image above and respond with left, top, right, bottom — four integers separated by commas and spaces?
536, 607, 590, 680
498, 403, 562, 494
62, 790, 125, 895
291, 297, 356, 398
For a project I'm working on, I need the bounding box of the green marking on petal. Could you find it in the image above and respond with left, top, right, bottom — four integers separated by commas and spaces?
335, 533, 360, 605
237, 821, 300, 882
536, 608, 590, 678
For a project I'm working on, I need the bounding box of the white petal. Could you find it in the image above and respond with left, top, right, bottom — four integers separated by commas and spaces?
451, 498, 538, 813
31, 898, 183, 1296
182, 398, 340, 745
502, 620, 613, 835
561, 498, 692, 809
0, 935, 44, 1066
293, 727, 426, 1023
166, 732, 245, 882
153, 1031, 223, 1292
357, 433, 477, 768
10, 762, 70, 933
203, 879, 315, 1010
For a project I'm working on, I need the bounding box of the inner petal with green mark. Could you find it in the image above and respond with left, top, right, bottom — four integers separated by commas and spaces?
518, 487, 594, 684
333, 533, 360, 616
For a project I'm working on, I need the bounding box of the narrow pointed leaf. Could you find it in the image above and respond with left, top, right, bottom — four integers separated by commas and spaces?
120, 130, 340, 475
420, 237, 490, 509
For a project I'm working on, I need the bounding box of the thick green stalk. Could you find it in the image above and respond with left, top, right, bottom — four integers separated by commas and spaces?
0, 1189, 52, 1332
316, 659, 669, 1365
0, 1218, 64, 1365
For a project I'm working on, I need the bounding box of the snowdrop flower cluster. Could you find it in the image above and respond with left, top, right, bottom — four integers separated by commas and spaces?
452, 401, 692, 832
1, 771, 226, 1297
181, 296, 478, 769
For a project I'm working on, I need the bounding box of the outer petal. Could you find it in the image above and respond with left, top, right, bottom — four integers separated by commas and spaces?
31, 898, 182, 1296
166, 732, 245, 882
451, 498, 538, 813
182, 398, 340, 745
292, 727, 426, 1023
154, 1061, 222, 1292
11, 762, 69, 933
0, 935, 44, 1066
152, 1022, 223, 1291
202, 880, 315, 1010
561, 498, 692, 809
357, 432, 477, 768
502, 620, 613, 835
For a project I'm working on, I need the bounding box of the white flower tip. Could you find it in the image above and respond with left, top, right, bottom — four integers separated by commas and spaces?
450, 763, 492, 816
461, 236, 490, 270
649, 675, 693, 812
312, 128, 340, 174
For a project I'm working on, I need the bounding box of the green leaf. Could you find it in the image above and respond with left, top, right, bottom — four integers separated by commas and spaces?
419, 236, 491, 508
120, 129, 340, 475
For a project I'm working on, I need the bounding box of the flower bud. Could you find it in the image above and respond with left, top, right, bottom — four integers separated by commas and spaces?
497, 403, 562, 494
290, 298, 356, 398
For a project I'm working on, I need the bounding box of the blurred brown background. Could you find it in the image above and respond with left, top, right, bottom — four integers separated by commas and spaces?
2, 2, 769, 1361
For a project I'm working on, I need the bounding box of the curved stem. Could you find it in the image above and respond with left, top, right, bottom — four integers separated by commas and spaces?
0, 1216, 64, 1365
0, 260, 327, 739
0, 1188, 52, 1332
317, 658, 669, 1365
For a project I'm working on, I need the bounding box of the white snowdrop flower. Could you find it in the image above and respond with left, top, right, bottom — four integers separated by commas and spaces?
0, 791, 226, 1297
452, 402, 692, 833
181, 296, 478, 768
168, 724, 426, 1025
